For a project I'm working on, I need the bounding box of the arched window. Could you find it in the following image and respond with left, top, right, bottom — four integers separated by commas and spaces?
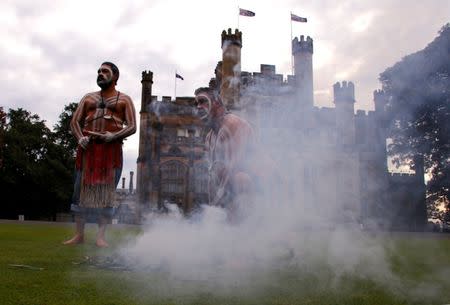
160, 161, 187, 196
194, 164, 208, 194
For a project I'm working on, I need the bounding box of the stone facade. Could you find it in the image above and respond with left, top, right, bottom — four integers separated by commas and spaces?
136, 83, 206, 213
136, 29, 427, 230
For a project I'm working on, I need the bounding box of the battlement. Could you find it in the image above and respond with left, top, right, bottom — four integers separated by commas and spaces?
333, 81, 355, 103
373, 89, 386, 100
260, 64, 276, 76
141, 70, 153, 83
221, 28, 242, 48
148, 95, 196, 117
286, 75, 296, 86
150, 95, 195, 105
356, 109, 366, 116
390, 172, 415, 177
292, 35, 313, 54
240, 64, 294, 90
388, 172, 418, 184
366, 110, 377, 118
373, 89, 388, 112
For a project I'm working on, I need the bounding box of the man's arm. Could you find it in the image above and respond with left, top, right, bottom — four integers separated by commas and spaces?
112, 95, 137, 140
70, 96, 89, 149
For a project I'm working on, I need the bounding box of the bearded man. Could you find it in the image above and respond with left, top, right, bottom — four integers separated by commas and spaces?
64, 62, 136, 247
194, 87, 257, 217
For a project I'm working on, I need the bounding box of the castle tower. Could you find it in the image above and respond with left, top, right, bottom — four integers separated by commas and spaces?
373, 89, 388, 114
136, 70, 153, 205
333, 81, 356, 146
333, 81, 360, 222
292, 35, 314, 108
221, 28, 242, 109
372, 89, 390, 156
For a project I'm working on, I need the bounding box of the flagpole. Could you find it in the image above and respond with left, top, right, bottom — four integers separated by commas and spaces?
174, 70, 177, 102
237, 6, 240, 29
290, 12, 294, 75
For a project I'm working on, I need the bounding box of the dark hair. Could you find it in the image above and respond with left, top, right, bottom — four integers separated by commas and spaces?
101, 61, 119, 84
194, 87, 213, 96
194, 87, 221, 103
215, 61, 223, 72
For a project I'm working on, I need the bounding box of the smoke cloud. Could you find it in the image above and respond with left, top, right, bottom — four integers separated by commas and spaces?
112, 59, 449, 302
114, 77, 392, 292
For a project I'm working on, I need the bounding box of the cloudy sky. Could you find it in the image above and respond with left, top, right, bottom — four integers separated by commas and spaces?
1, 0, 448, 183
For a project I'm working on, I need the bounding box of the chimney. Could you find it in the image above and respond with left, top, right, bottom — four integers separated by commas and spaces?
129, 171, 134, 194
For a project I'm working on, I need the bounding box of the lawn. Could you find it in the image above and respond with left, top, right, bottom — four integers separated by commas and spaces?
1, 221, 450, 305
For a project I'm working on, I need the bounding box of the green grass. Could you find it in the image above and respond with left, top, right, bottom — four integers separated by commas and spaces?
1, 221, 450, 305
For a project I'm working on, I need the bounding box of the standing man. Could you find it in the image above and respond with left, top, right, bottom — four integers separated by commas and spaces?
194, 87, 255, 216
64, 62, 136, 247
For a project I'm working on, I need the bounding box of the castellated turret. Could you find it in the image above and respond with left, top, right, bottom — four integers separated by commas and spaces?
333, 81, 355, 145
221, 28, 242, 109
373, 89, 388, 113
292, 35, 313, 54
333, 81, 355, 104
141, 70, 154, 82
221, 28, 242, 48
292, 35, 314, 108
140, 70, 154, 113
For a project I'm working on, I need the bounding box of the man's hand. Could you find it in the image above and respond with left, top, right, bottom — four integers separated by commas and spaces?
78, 136, 90, 149
86, 131, 116, 142
101, 131, 116, 142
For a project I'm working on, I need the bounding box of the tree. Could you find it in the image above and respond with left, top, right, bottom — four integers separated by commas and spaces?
53, 102, 78, 157
0, 107, 6, 168
0, 108, 74, 219
379, 24, 450, 223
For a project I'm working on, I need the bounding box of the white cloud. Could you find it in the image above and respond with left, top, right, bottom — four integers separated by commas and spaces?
335, 58, 364, 80
314, 40, 335, 70
351, 10, 380, 33
1, 0, 449, 182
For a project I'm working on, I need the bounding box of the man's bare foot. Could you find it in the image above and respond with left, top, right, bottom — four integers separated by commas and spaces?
95, 239, 109, 248
63, 235, 84, 245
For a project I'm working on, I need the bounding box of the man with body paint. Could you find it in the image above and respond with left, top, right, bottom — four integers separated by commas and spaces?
194, 87, 258, 218
64, 62, 136, 247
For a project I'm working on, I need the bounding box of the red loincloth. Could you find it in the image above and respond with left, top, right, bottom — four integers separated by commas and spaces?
75, 141, 122, 209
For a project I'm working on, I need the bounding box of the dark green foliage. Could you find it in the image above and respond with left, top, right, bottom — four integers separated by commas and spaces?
0, 107, 6, 168
379, 24, 450, 223
53, 102, 79, 157
0, 106, 76, 219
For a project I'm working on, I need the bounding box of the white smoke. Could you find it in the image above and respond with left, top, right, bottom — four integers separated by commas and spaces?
110, 55, 450, 303
115, 75, 404, 298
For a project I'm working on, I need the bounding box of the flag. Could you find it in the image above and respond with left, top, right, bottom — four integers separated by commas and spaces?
175, 73, 184, 80
239, 8, 255, 17
291, 13, 307, 22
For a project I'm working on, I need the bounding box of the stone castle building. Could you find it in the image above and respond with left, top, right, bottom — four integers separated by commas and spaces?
136, 29, 427, 230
